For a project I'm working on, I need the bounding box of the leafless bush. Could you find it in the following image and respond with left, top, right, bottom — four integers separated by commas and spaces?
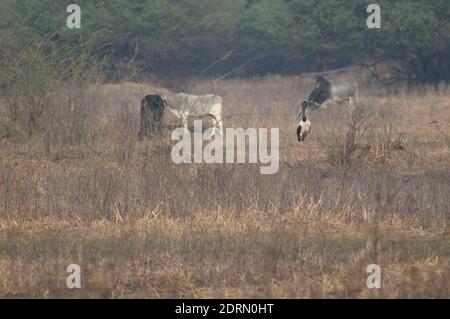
0, 36, 104, 155
320, 104, 374, 169
320, 102, 412, 169
112, 101, 139, 162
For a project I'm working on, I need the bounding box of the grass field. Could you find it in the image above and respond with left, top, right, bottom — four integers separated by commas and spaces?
0, 74, 449, 298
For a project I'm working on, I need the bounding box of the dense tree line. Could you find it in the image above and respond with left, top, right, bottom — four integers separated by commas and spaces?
0, 0, 449, 83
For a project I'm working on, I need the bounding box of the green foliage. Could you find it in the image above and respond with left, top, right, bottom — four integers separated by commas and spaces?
0, 0, 448, 81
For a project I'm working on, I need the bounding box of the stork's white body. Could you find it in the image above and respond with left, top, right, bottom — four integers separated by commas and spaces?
296, 101, 312, 142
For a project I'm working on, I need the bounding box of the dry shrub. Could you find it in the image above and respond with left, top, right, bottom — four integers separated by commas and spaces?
320, 102, 412, 169
0, 36, 103, 157
320, 104, 374, 169
0, 114, 17, 139
111, 101, 139, 162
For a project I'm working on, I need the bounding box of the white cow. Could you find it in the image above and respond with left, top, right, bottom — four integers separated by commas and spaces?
162, 93, 224, 135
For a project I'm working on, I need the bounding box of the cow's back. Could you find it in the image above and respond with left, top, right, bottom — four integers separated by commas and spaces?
174, 93, 222, 116
331, 82, 359, 100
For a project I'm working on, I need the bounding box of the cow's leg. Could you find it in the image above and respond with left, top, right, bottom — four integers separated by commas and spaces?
208, 114, 223, 137
210, 114, 223, 135
181, 113, 189, 134
346, 97, 358, 123
344, 97, 359, 126
348, 97, 356, 113
217, 116, 223, 135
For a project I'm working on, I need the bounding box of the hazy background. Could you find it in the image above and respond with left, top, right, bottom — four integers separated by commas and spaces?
1, 0, 449, 83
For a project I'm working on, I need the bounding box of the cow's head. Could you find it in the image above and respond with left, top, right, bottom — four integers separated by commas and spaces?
315, 76, 330, 88
304, 100, 320, 108
307, 76, 331, 107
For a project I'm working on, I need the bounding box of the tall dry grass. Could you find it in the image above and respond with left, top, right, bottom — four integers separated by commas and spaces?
0, 74, 449, 298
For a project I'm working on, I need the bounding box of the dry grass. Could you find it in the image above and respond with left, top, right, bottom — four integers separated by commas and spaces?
0, 73, 449, 298
0, 215, 448, 298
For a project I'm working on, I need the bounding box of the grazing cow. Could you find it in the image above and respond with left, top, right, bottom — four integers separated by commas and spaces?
162, 93, 223, 135
306, 76, 359, 111
296, 101, 311, 142
139, 94, 166, 140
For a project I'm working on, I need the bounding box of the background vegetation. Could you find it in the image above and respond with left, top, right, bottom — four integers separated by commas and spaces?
1, 0, 449, 82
